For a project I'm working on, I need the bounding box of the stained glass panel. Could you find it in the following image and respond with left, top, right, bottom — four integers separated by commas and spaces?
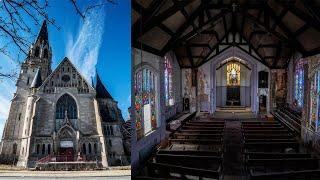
134, 67, 158, 139
227, 63, 241, 86
294, 60, 304, 108
164, 55, 174, 106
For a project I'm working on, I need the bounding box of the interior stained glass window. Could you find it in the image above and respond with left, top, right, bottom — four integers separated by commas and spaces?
294, 60, 304, 108
310, 70, 320, 132
134, 67, 157, 139
226, 63, 240, 86
164, 55, 174, 106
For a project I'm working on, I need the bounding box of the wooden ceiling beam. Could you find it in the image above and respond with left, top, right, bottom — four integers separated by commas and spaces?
160, 0, 212, 55
186, 45, 195, 67
238, 31, 270, 67
132, 1, 193, 40
266, 5, 307, 56
277, 1, 320, 32
272, 43, 282, 68
132, 40, 162, 56
257, 44, 278, 49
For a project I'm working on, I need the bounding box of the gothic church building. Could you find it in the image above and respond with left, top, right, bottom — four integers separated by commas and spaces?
0, 21, 128, 167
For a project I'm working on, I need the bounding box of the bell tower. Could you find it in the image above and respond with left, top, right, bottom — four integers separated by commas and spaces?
26, 20, 52, 80
0, 21, 52, 161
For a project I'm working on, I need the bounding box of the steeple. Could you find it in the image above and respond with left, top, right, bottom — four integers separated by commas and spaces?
23, 20, 52, 81
95, 73, 113, 99
35, 20, 49, 44
30, 68, 42, 88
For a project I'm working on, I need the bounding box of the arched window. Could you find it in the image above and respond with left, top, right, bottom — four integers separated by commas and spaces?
82, 143, 86, 154
227, 63, 241, 86
94, 143, 97, 154
36, 144, 40, 154
56, 94, 77, 119
34, 47, 40, 57
294, 59, 304, 107
164, 54, 174, 106
43, 48, 48, 58
42, 144, 45, 154
309, 70, 320, 131
88, 143, 92, 154
47, 144, 51, 154
12, 143, 17, 155
134, 67, 158, 139
111, 108, 116, 120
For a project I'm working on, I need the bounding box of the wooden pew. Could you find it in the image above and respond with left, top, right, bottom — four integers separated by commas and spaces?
155, 154, 222, 169
173, 133, 223, 139
244, 141, 299, 152
244, 138, 297, 143
249, 169, 320, 180
182, 126, 225, 130
241, 124, 284, 129
243, 133, 294, 139
157, 149, 222, 156
180, 129, 224, 134
242, 129, 289, 134
244, 152, 311, 159
242, 127, 286, 131
242, 121, 280, 124
147, 161, 221, 179
169, 138, 222, 145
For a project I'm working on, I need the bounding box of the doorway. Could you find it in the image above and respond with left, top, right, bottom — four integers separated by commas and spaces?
259, 95, 267, 113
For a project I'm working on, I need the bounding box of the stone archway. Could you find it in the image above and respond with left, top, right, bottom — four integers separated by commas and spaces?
210, 47, 265, 114
55, 125, 78, 161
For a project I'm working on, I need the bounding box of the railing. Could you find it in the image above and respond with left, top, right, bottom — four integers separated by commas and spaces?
36, 154, 87, 164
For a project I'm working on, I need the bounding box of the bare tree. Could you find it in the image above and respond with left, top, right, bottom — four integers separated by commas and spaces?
0, 0, 116, 80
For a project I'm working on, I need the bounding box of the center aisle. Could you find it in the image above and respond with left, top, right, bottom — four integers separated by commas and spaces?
222, 120, 246, 179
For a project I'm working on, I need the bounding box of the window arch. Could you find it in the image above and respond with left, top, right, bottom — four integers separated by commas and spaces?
88, 143, 92, 154
111, 108, 116, 120
134, 67, 158, 139
56, 94, 77, 119
294, 59, 304, 108
94, 143, 97, 154
12, 143, 17, 155
34, 47, 40, 57
164, 55, 174, 106
82, 143, 87, 154
310, 69, 320, 131
47, 144, 51, 154
36, 144, 40, 154
43, 48, 48, 58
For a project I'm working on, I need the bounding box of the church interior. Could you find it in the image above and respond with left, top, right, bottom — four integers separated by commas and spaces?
131, 0, 320, 179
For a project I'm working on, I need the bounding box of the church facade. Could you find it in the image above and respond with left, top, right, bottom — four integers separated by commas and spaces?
0, 21, 128, 167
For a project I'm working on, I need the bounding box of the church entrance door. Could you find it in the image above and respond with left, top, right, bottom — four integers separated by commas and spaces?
58, 140, 74, 161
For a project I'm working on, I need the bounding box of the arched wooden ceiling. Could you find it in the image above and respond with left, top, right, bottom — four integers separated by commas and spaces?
132, 0, 320, 69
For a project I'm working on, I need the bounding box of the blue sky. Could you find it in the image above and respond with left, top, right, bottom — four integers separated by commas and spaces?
0, 1, 131, 136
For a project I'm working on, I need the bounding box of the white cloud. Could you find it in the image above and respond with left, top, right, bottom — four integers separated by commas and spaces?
65, 8, 105, 81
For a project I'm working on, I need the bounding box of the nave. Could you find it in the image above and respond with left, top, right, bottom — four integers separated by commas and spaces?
134, 112, 320, 180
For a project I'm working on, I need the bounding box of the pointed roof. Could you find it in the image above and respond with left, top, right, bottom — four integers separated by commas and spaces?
31, 68, 42, 88
35, 20, 49, 44
96, 73, 113, 99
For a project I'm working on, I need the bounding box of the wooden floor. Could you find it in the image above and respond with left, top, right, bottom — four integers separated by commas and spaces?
134, 111, 320, 180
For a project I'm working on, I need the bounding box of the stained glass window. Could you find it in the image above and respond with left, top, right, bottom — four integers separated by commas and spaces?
227, 63, 241, 86
164, 55, 174, 106
294, 60, 304, 108
310, 70, 320, 131
134, 67, 157, 139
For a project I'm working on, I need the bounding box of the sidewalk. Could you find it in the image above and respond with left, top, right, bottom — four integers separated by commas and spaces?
0, 170, 130, 177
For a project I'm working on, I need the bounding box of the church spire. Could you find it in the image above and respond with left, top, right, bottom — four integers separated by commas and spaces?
95, 72, 113, 99
35, 20, 49, 44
